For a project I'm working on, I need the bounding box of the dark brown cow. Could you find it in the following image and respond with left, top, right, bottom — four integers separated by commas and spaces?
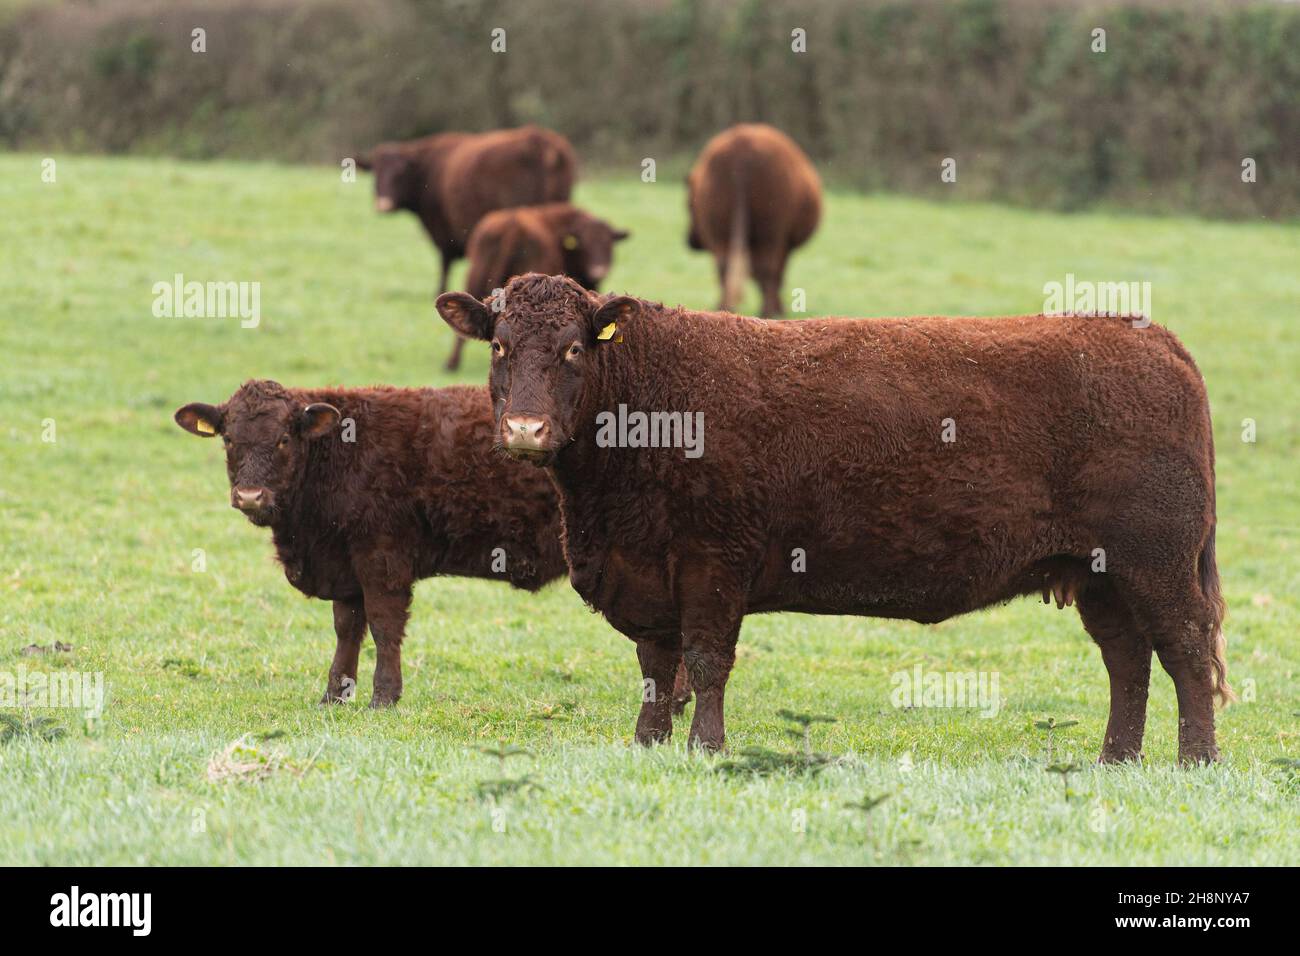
174, 380, 566, 707
437, 273, 1231, 765
466, 203, 629, 302
358, 125, 577, 370
686, 123, 821, 317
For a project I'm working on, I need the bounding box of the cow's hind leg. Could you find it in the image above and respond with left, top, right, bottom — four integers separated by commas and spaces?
1118, 571, 1223, 765
321, 596, 367, 704
634, 636, 682, 744
752, 246, 787, 318
1077, 580, 1150, 763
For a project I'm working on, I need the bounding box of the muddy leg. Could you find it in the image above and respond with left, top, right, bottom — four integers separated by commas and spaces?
321, 597, 367, 704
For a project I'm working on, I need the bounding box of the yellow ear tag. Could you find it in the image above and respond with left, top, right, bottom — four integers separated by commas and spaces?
597, 322, 618, 341
196, 419, 215, 435
563, 235, 579, 250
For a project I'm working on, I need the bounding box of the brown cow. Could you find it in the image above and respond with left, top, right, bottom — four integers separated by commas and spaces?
686, 123, 821, 317
466, 203, 629, 302
174, 380, 567, 707
358, 125, 577, 370
437, 273, 1231, 765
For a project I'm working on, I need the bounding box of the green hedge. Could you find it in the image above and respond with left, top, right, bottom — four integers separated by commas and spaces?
1, 0, 1295, 217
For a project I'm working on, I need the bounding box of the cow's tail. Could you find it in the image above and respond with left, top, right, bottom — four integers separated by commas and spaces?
721, 165, 749, 313
1199, 524, 1234, 706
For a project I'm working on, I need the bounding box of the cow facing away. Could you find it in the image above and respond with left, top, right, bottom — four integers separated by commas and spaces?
466, 203, 629, 303
686, 123, 821, 317
358, 125, 577, 370
174, 380, 568, 707
437, 273, 1231, 765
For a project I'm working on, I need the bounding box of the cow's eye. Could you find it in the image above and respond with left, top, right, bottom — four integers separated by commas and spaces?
278, 435, 289, 449
566, 343, 583, 361
491, 339, 504, 356
222, 436, 231, 448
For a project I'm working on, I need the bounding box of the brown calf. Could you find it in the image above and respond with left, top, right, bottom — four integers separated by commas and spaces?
466, 203, 629, 303
358, 125, 577, 369
686, 123, 821, 317
175, 380, 566, 707
437, 273, 1231, 765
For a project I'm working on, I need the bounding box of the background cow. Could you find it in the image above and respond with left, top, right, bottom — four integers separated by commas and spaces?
466, 203, 629, 303
174, 380, 567, 707
437, 273, 1231, 765
686, 123, 821, 317
358, 125, 578, 369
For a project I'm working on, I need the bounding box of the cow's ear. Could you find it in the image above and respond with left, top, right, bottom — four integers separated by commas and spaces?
611, 228, 630, 242
355, 153, 372, 172
436, 292, 494, 341
175, 403, 223, 437
590, 296, 638, 344
300, 403, 341, 439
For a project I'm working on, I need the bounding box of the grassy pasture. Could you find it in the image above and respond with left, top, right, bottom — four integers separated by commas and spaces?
0, 153, 1297, 864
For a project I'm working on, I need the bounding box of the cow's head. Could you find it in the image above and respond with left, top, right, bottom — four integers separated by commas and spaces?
174, 380, 341, 526
436, 273, 636, 467
357, 145, 421, 213
560, 212, 630, 288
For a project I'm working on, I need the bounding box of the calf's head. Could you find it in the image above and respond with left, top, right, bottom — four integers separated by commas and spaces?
560, 214, 629, 287
436, 274, 637, 466
357, 146, 421, 214
174, 381, 341, 526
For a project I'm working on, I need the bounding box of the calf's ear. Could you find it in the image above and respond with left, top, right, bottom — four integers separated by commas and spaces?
436, 292, 493, 341
611, 228, 631, 241
175, 403, 223, 437
301, 403, 341, 439
355, 153, 373, 172
590, 296, 639, 344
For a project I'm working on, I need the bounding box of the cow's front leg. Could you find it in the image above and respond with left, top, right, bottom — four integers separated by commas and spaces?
634, 636, 682, 744
359, 581, 412, 708
679, 566, 744, 752
321, 596, 367, 704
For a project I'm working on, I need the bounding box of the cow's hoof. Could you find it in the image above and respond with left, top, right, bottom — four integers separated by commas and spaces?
369, 696, 399, 709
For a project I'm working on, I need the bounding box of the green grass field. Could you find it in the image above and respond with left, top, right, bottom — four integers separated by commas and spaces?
1, 153, 1297, 865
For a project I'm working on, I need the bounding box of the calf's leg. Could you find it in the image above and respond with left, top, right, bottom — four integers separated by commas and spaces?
361, 582, 412, 708
634, 636, 682, 744
1077, 584, 1150, 763
321, 596, 367, 704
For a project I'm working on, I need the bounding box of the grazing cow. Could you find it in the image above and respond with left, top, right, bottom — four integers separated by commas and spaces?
173, 380, 567, 707
436, 273, 1231, 765
358, 125, 577, 370
466, 203, 629, 302
686, 123, 821, 317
